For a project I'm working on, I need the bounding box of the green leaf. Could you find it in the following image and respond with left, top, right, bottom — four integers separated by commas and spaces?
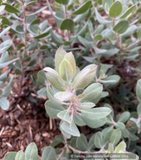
81, 83, 103, 103
94, 132, 103, 148
64, 52, 76, 76
76, 134, 88, 151
102, 0, 113, 14
34, 27, 52, 39
55, 0, 69, 5
73, 114, 86, 126
47, 1, 64, 21
55, 47, 66, 73
54, 91, 74, 102
101, 75, 120, 85
120, 4, 136, 18
0, 5, 5, 14
115, 122, 125, 130
94, 34, 103, 40
45, 100, 64, 119
103, 126, 114, 144
78, 102, 95, 110
95, 9, 110, 24
0, 27, 10, 38
61, 121, 80, 137
81, 107, 111, 120
15, 151, 24, 160
57, 110, 71, 124
60, 19, 74, 31
82, 117, 106, 128
59, 59, 74, 82
73, 10, 89, 22
28, 6, 47, 16
37, 70, 46, 86
3, 3, 20, 13
110, 129, 121, 146
137, 103, 141, 116
102, 48, 119, 57
72, 64, 97, 89
113, 20, 129, 34
25, 1, 37, 6
0, 97, 9, 110
50, 30, 63, 46
37, 87, 47, 97
0, 40, 12, 53
109, 1, 122, 17
121, 25, 136, 37
47, 85, 62, 105
115, 141, 126, 153
136, 79, 141, 102
4, 152, 16, 160
2, 76, 13, 97
0, 70, 10, 81
73, 1, 92, 15
43, 67, 66, 91
25, 143, 38, 160
137, 26, 141, 40
118, 111, 130, 123
42, 146, 56, 160
30, 19, 40, 25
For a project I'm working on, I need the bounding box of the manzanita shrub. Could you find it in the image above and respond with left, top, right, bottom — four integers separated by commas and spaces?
3, 48, 140, 160
1, 0, 141, 159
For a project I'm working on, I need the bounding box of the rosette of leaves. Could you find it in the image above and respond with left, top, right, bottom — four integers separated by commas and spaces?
43, 47, 112, 138
0, 4, 18, 110
4, 142, 57, 160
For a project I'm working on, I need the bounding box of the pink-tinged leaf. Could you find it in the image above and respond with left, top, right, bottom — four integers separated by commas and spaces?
55, 47, 66, 73
54, 91, 74, 102
115, 141, 126, 153
77, 94, 86, 99
59, 59, 74, 82
77, 102, 95, 110
43, 67, 66, 91
72, 64, 97, 89
64, 52, 76, 76
71, 95, 81, 106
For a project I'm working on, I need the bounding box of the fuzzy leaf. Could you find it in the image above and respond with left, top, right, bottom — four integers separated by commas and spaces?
115, 141, 126, 153
64, 52, 76, 76
81, 107, 111, 120
54, 91, 74, 102
42, 147, 56, 160
136, 79, 141, 102
73, 1, 92, 15
55, 47, 66, 73
3, 3, 20, 13
76, 134, 88, 151
61, 121, 80, 137
55, 0, 69, 5
113, 20, 129, 34
72, 64, 97, 89
15, 151, 24, 160
120, 4, 136, 18
43, 67, 66, 91
109, 1, 122, 17
0, 97, 9, 110
45, 100, 64, 119
25, 143, 38, 160
110, 129, 121, 146
60, 19, 74, 31
59, 59, 74, 82
57, 110, 71, 124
